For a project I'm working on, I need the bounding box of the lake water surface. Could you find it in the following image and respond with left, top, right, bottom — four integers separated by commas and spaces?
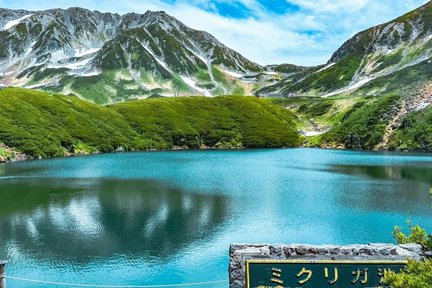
0, 148, 431, 287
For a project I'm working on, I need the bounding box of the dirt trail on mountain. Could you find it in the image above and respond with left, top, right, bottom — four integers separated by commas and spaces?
375, 84, 432, 150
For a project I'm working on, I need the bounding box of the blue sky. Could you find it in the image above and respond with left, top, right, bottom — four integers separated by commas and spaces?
0, 0, 429, 65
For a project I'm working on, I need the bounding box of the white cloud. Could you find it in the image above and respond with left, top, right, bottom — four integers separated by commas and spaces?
290, 0, 371, 13
0, 0, 429, 66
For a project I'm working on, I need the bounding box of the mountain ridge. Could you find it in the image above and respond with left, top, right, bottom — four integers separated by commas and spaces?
2, 3, 432, 103
0, 6, 268, 103
258, 1, 432, 99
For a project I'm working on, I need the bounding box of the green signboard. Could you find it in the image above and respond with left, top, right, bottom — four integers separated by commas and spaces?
246, 260, 407, 288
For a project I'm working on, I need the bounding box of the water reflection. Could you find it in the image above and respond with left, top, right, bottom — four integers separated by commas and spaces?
330, 164, 432, 185
0, 178, 229, 262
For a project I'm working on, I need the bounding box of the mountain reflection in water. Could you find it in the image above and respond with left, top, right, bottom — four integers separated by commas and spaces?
0, 178, 228, 262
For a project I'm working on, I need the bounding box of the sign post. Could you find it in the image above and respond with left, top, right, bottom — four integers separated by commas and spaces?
229, 244, 425, 288
246, 259, 406, 288
0, 261, 6, 288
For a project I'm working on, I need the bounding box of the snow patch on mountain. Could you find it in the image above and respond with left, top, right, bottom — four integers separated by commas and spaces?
180, 76, 211, 96
2, 14, 33, 31
222, 69, 243, 78
322, 77, 374, 97
189, 49, 208, 65
47, 58, 92, 70
140, 43, 172, 73
316, 62, 335, 73
68, 70, 100, 77
74, 48, 101, 58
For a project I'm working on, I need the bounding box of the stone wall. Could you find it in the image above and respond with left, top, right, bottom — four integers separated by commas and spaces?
229, 243, 425, 288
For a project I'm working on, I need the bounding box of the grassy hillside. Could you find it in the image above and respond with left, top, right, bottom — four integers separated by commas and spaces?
320, 95, 401, 149
113, 96, 301, 149
389, 106, 432, 151
271, 95, 404, 150
0, 88, 143, 158
0, 88, 301, 160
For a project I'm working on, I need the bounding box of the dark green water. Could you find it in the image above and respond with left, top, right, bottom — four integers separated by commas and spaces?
0, 149, 431, 287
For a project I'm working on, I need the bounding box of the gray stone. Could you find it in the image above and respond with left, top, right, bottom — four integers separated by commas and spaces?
340, 248, 351, 255
359, 248, 374, 255
317, 247, 329, 255
351, 248, 360, 255
230, 280, 243, 288
231, 269, 243, 281
270, 246, 283, 257
379, 248, 390, 256
295, 245, 308, 255
400, 244, 423, 255
307, 247, 317, 254
283, 246, 295, 257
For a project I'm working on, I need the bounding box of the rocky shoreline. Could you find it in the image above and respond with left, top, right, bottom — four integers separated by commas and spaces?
2, 143, 432, 165
0, 143, 28, 163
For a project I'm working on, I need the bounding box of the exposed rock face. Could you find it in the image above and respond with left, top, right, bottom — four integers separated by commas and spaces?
229, 243, 425, 288
0, 143, 27, 162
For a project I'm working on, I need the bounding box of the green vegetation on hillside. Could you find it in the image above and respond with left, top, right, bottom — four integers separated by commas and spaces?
269, 96, 360, 129
389, 105, 432, 151
0, 88, 301, 159
385, 189, 432, 288
269, 95, 418, 151
320, 95, 401, 149
112, 96, 301, 149
0, 88, 142, 158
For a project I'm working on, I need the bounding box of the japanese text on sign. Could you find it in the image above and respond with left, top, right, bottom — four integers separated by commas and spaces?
246, 260, 407, 288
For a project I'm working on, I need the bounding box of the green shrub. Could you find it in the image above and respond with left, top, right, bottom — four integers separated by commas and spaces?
321, 95, 400, 149
385, 189, 432, 287
0, 88, 302, 158
385, 260, 432, 288
389, 106, 432, 151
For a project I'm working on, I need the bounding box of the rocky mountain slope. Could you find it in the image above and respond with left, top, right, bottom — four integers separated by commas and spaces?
258, 1, 432, 100
0, 8, 276, 103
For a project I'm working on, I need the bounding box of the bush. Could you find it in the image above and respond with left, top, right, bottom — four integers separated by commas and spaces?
385, 189, 432, 287
385, 260, 432, 288
0, 88, 302, 158
321, 94, 401, 149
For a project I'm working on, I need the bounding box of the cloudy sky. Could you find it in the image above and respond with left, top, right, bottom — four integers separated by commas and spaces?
0, 0, 429, 66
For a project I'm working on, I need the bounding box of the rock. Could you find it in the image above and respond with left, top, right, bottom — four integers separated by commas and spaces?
283, 246, 295, 257
317, 247, 329, 255
341, 248, 351, 255
270, 246, 283, 257
295, 246, 308, 255
351, 248, 360, 255
399, 244, 423, 255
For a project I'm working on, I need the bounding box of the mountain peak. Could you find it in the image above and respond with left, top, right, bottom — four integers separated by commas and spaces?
259, 0, 432, 98
0, 7, 262, 103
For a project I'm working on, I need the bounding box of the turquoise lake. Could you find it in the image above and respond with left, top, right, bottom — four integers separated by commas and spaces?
0, 148, 431, 287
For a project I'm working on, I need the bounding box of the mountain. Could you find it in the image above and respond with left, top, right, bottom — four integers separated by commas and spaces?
258, 1, 432, 98
0, 7, 269, 103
